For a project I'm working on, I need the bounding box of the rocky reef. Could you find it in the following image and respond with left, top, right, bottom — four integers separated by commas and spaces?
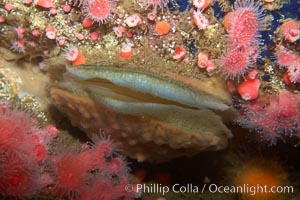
0, 0, 300, 199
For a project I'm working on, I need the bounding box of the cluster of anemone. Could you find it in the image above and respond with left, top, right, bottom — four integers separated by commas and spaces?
218, 0, 267, 81
0, 101, 57, 197
275, 35, 300, 84
275, 19, 300, 85
236, 91, 300, 144
0, 101, 134, 199
50, 137, 135, 200
230, 3, 300, 142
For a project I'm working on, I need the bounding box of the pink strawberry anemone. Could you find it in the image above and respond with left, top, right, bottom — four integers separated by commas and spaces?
227, 0, 267, 48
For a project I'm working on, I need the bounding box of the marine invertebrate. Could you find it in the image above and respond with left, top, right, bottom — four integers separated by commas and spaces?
237, 78, 261, 100
147, 12, 156, 21
45, 26, 57, 40
51, 136, 133, 199
4, 3, 13, 11
247, 69, 258, 79
0, 16, 5, 23
287, 58, 300, 83
50, 65, 235, 162
0, 98, 131, 199
72, 52, 86, 66
218, 0, 265, 81
197, 52, 216, 75
65, 46, 79, 61
280, 19, 300, 43
0, 101, 56, 198
63, 4, 72, 12
113, 25, 125, 37
36, 0, 56, 8
218, 50, 252, 80
83, 0, 115, 24
275, 46, 300, 83
90, 31, 99, 40
173, 46, 186, 60
223, 12, 234, 32
0, 151, 39, 198
232, 157, 290, 200
82, 17, 93, 28
51, 153, 91, 198
197, 52, 209, 69
206, 60, 217, 75
237, 91, 300, 144
155, 20, 171, 35
275, 46, 298, 68
192, 9, 209, 30
192, 0, 210, 10
11, 39, 25, 54
125, 14, 142, 28
240, 43, 260, 61
31, 29, 40, 37
15, 26, 25, 38
226, 0, 266, 48
120, 44, 133, 59
65, 46, 86, 66
0, 102, 54, 162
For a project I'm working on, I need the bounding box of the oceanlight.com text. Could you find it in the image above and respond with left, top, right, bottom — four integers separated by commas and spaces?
125, 183, 294, 196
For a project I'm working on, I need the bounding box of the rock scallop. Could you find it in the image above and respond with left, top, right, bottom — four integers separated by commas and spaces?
50, 65, 236, 162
